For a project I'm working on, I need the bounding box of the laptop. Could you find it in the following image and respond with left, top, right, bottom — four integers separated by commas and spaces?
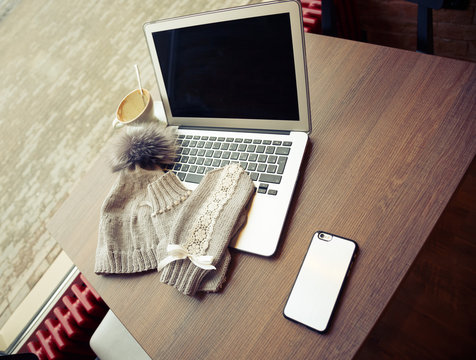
143, 0, 311, 256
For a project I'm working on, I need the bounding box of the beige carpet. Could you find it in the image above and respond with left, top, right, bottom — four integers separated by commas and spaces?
0, 0, 262, 329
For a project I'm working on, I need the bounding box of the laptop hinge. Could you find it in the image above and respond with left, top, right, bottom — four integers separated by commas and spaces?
178, 126, 291, 136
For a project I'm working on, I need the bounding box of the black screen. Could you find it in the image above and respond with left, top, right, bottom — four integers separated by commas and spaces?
152, 14, 299, 120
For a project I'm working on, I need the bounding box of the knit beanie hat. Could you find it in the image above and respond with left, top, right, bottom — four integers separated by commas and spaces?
95, 125, 179, 273
95, 166, 184, 273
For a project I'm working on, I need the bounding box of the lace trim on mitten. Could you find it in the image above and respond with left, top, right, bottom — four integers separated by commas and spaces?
184, 163, 244, 256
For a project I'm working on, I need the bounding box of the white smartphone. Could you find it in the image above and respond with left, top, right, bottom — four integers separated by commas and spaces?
283, 231, 358, 333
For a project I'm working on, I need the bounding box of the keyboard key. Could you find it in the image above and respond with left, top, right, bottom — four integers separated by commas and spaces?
257, 154, 267, 162
277, 156, 287, 174
197, 149, 205, 156
259, 173, 282, 184
267, 165, 277, 173
229, 143, 238, 151
221, 143, 229, 150
272, 140, 282, 145
234, 138, 243, 143
256, 145, 265, 153
177, 172, 186, 181
240, 162, 248, 170
276, 147, 290, 155
212, 142, 221, 149
257, 163, 267, 172
197, 166, 206, 174
263, 140, 272, 145
246, 144, 256, 152
268, 189, 278, 195
238, 144, 247, 151
185, 173, 203, 184
230, 152, 239, 160
267, 155, 277, 164
250, 172, 259, 181
265, 146, 276, 154
196, 158, 204, 165
212, 159, 221, 167
239, 153, 248, 161
244, 138, 252, 143
253, 139, 262, 144
283, 141, 292, 146
249, 153, 258, 162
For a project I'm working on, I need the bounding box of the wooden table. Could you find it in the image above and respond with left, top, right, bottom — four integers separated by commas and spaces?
48, 33, 475, 359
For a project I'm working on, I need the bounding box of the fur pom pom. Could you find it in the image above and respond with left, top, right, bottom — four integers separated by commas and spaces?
111, 125, 178, 172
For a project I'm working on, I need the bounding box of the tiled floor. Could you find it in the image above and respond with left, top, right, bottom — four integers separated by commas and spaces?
0, 0, 257, 339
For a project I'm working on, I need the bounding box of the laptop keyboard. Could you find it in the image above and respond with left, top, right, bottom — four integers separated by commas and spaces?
165, 134, 292, 195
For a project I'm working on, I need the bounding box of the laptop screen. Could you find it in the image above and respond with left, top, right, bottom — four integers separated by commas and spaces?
144, 0, 311, 133
152, 14, 299, 121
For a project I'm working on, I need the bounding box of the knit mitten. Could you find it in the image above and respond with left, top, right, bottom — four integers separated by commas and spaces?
198, 207, 250, 292
156, 163, 255, 295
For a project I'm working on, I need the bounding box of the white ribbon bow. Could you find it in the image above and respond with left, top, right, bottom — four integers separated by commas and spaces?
157, 244, 216, 271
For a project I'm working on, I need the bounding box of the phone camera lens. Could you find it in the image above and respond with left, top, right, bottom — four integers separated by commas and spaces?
318, 233, 332, 241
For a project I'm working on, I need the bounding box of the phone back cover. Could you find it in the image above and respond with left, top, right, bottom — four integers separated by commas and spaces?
284, 233, 357, 332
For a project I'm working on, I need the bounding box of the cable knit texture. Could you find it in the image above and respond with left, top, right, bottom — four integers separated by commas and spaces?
95, 163, 254, 296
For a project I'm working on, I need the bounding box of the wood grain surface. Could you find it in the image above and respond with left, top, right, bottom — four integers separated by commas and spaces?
355, 157, 476, 359
47, 33, 475, 360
